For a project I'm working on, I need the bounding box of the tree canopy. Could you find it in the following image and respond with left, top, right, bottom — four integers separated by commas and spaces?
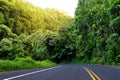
0, 0, 120, 66
0, 0, 72, 35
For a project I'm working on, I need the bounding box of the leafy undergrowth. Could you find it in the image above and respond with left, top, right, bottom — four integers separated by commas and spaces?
0, 57, 57, 72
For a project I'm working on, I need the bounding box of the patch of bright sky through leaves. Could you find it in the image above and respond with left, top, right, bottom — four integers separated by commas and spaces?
27, 0, 78, 17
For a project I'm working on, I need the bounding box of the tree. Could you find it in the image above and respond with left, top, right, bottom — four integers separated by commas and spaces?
109, 0, 120, 35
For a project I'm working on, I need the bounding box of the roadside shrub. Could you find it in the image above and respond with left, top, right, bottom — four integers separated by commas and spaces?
0, 57, 57, 72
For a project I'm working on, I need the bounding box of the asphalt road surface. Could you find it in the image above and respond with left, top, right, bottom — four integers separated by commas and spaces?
0, 64, 120, 80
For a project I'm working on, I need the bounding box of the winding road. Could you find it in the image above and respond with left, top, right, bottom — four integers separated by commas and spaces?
0, 64, 120, 80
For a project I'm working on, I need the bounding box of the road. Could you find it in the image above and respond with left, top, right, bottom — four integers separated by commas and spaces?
0, 64, 120, 80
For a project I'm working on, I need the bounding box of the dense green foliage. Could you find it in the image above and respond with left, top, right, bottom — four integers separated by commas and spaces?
0, 0, 72, 35
56, 0, 120, 65
0, 0, 71, 60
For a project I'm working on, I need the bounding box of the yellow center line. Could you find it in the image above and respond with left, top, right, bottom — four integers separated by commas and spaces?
87, 68, 101, 80
83, 67, 96, 80
82, 66, 101, 80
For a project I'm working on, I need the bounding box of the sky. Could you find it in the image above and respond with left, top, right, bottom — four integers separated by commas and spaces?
27, 0, 78, 17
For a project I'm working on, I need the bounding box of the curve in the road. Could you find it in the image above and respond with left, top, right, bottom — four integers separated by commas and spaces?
1, 64, 120, 80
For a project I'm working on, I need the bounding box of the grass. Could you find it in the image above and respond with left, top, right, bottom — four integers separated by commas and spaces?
0, 57, 57, 72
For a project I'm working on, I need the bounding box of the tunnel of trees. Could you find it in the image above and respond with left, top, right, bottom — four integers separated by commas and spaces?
0, 0, 120, 65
